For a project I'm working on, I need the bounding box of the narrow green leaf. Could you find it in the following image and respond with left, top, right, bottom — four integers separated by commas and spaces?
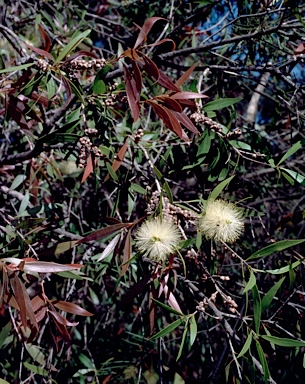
237, 331, 253, 358
252, 285, 261, 334
203, 97, 242, 112
261, 277, 285, 313
243, 269, 256, 294
106, 162, 119, 181
150, 318, 185, 341
247, 239, 305, 261
261, 335, 305, 348
23, 362, 48, 377
130, 183, 147, 195
189, 315, 197, 347
0, 379, 10, 384
25, 343, 46, 365
255, 340, 270, 381
280, 167, 305, 186
197, 130, 211, 156
209, 176, 234, 200
265, 260, 302, 275
176, 322, 188, 361
0, 63, 34, 74
54, 29, 91, 64
277, 140, 303, 166
9, 174, 27, 191
79, 353, 95, 369
151, 298, 184, 316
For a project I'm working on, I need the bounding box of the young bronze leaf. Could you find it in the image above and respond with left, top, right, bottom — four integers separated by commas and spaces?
117, 273, 152, 311
170, 91, 208, 100
140, 54, 159, 80
48, 311, 71, 342
172, 111, 199, 134
121, 230, 132, 277
77, 223, 131, 244
123, 65, 140, 122
81, 153, 94, 183
12, 275, 39, 331
38, 24, 51, 52
121, 48, 140, 61
131, 60, 142, 101
174, 62, 198, 88
133, 17, 167, 49
146, 38, 176, 51
155, 95, 182, 112
48, 309, 79, 327
52, 301, 93, 316
64, 50, 98, 63
61, 75, 73, 108
104, 140, 128, 182
25, 43, 55, 62
22, 261, 83, 273
157, 70, 180, 92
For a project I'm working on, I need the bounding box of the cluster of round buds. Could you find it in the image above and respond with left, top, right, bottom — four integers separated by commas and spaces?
78, 137, 92, 168
226, 128, 242, 140
77, 136, 104, 168
36, 58, 50, 72
223, 295, 238, 313
146, 191, 196, 224
84, 127, 98, 137
108, 82, 118, 92
196, 292, 218, 312
101, 93, 116, 107
190, 112, 223, 133
68, 58, 107, 70
134, 128, 144, 143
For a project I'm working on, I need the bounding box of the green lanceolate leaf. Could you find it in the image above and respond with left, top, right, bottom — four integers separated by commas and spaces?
189, 315, 197, 347
261, 277, 285, 313
243, 268, 256, 293
247, 239, 305, 261
209, 175, 234, 200
237, 331, 253, 358
0, 63, 34, 74
150, 317, 185, 341
176, 320, 189, 361
255, 340, 270, 381
151, 298, 184, 316
265, 260, 302, 275
261, 335, 305, 348
277, 140, 304, 166
202, 97, 242, 112
252, 284, 261, 334
55, 30, 91, 64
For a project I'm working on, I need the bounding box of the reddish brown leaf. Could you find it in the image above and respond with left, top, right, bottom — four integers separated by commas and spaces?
124, 65, 140, 122
35, 307, 47, 323
52, 301, 93, 316
81, 153, 94, 183
146, 38, 176, 51
25, 43, 55, 62
172, 111, 199, 134
12, 274, 39, 331
295, 43, 305, 55
77, 223, 131, 244
148, 101, 190, 142
38, 24, 51, 52
31, 294, 45, 313
64, 50, 99, 63
155, 95, 182, 112
120, 230, 132, 277
134, 17, 167, 49
121, 48, 140, 61
157, 70, 180, 92
131, 61, 142, 102
48, 309, 78, 327
7, 97, 30, 130
175, 62, 198, 88
170, 91, 208, 100
105, 140, 129, 182
48, 311, 71, 342
117, 273, 152, 311
139, 54, 159, 81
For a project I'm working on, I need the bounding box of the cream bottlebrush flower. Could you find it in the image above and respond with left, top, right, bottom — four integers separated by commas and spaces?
135, 217, 181, 261
198, 199, 244, 243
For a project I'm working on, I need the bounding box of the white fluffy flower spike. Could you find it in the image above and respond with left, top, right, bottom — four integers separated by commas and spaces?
198, 199, 244, 243
135, 217, 181, 262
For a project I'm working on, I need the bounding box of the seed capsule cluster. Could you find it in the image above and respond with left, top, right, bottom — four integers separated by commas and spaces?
190, 111, 223, 132
226, 128, 242, 139
134, 128, 144, 143
77, 131, 104, 168
146, 190, 196, 224
36, 58, 51, 72
65, 58, 107, 79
